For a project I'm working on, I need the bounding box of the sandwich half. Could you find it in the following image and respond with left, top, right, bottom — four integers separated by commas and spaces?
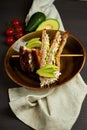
37, 29, 69, 87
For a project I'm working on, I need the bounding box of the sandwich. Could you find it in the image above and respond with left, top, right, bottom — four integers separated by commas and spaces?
19, 29, 69, 87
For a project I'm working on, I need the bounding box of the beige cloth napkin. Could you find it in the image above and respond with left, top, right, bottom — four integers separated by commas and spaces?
8, 0, 87, 130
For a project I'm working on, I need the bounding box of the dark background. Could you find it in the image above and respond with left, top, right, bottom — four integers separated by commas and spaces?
0, 0, 87, 130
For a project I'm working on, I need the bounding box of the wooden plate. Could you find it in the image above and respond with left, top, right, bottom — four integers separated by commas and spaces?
4, 30, 86, 90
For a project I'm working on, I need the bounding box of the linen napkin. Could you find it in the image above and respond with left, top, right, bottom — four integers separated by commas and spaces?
8, 0, 87, 130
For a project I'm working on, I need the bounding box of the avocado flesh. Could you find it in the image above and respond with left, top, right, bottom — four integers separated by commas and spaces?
36, 18, 60, 31
36, 64, 58, 78
26, 38, 41, 48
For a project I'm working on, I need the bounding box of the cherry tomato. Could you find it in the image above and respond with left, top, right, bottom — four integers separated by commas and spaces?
12, 19, 21, 26
15, 32, 24, 39
6, 37, 15, 45
5, 28, 14, 36
5, 19, 25, 46
15, 26, 23, 32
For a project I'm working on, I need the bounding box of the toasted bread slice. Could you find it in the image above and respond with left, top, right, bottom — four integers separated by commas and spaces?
19, 46, 41, 73
56, 32, 69, 71
40, 29, 50, 67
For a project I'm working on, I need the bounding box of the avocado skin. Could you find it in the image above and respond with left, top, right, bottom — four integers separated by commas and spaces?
26, 12, 46, 33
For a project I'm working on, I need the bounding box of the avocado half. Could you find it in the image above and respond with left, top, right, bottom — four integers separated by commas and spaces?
36, 18, 60, 31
